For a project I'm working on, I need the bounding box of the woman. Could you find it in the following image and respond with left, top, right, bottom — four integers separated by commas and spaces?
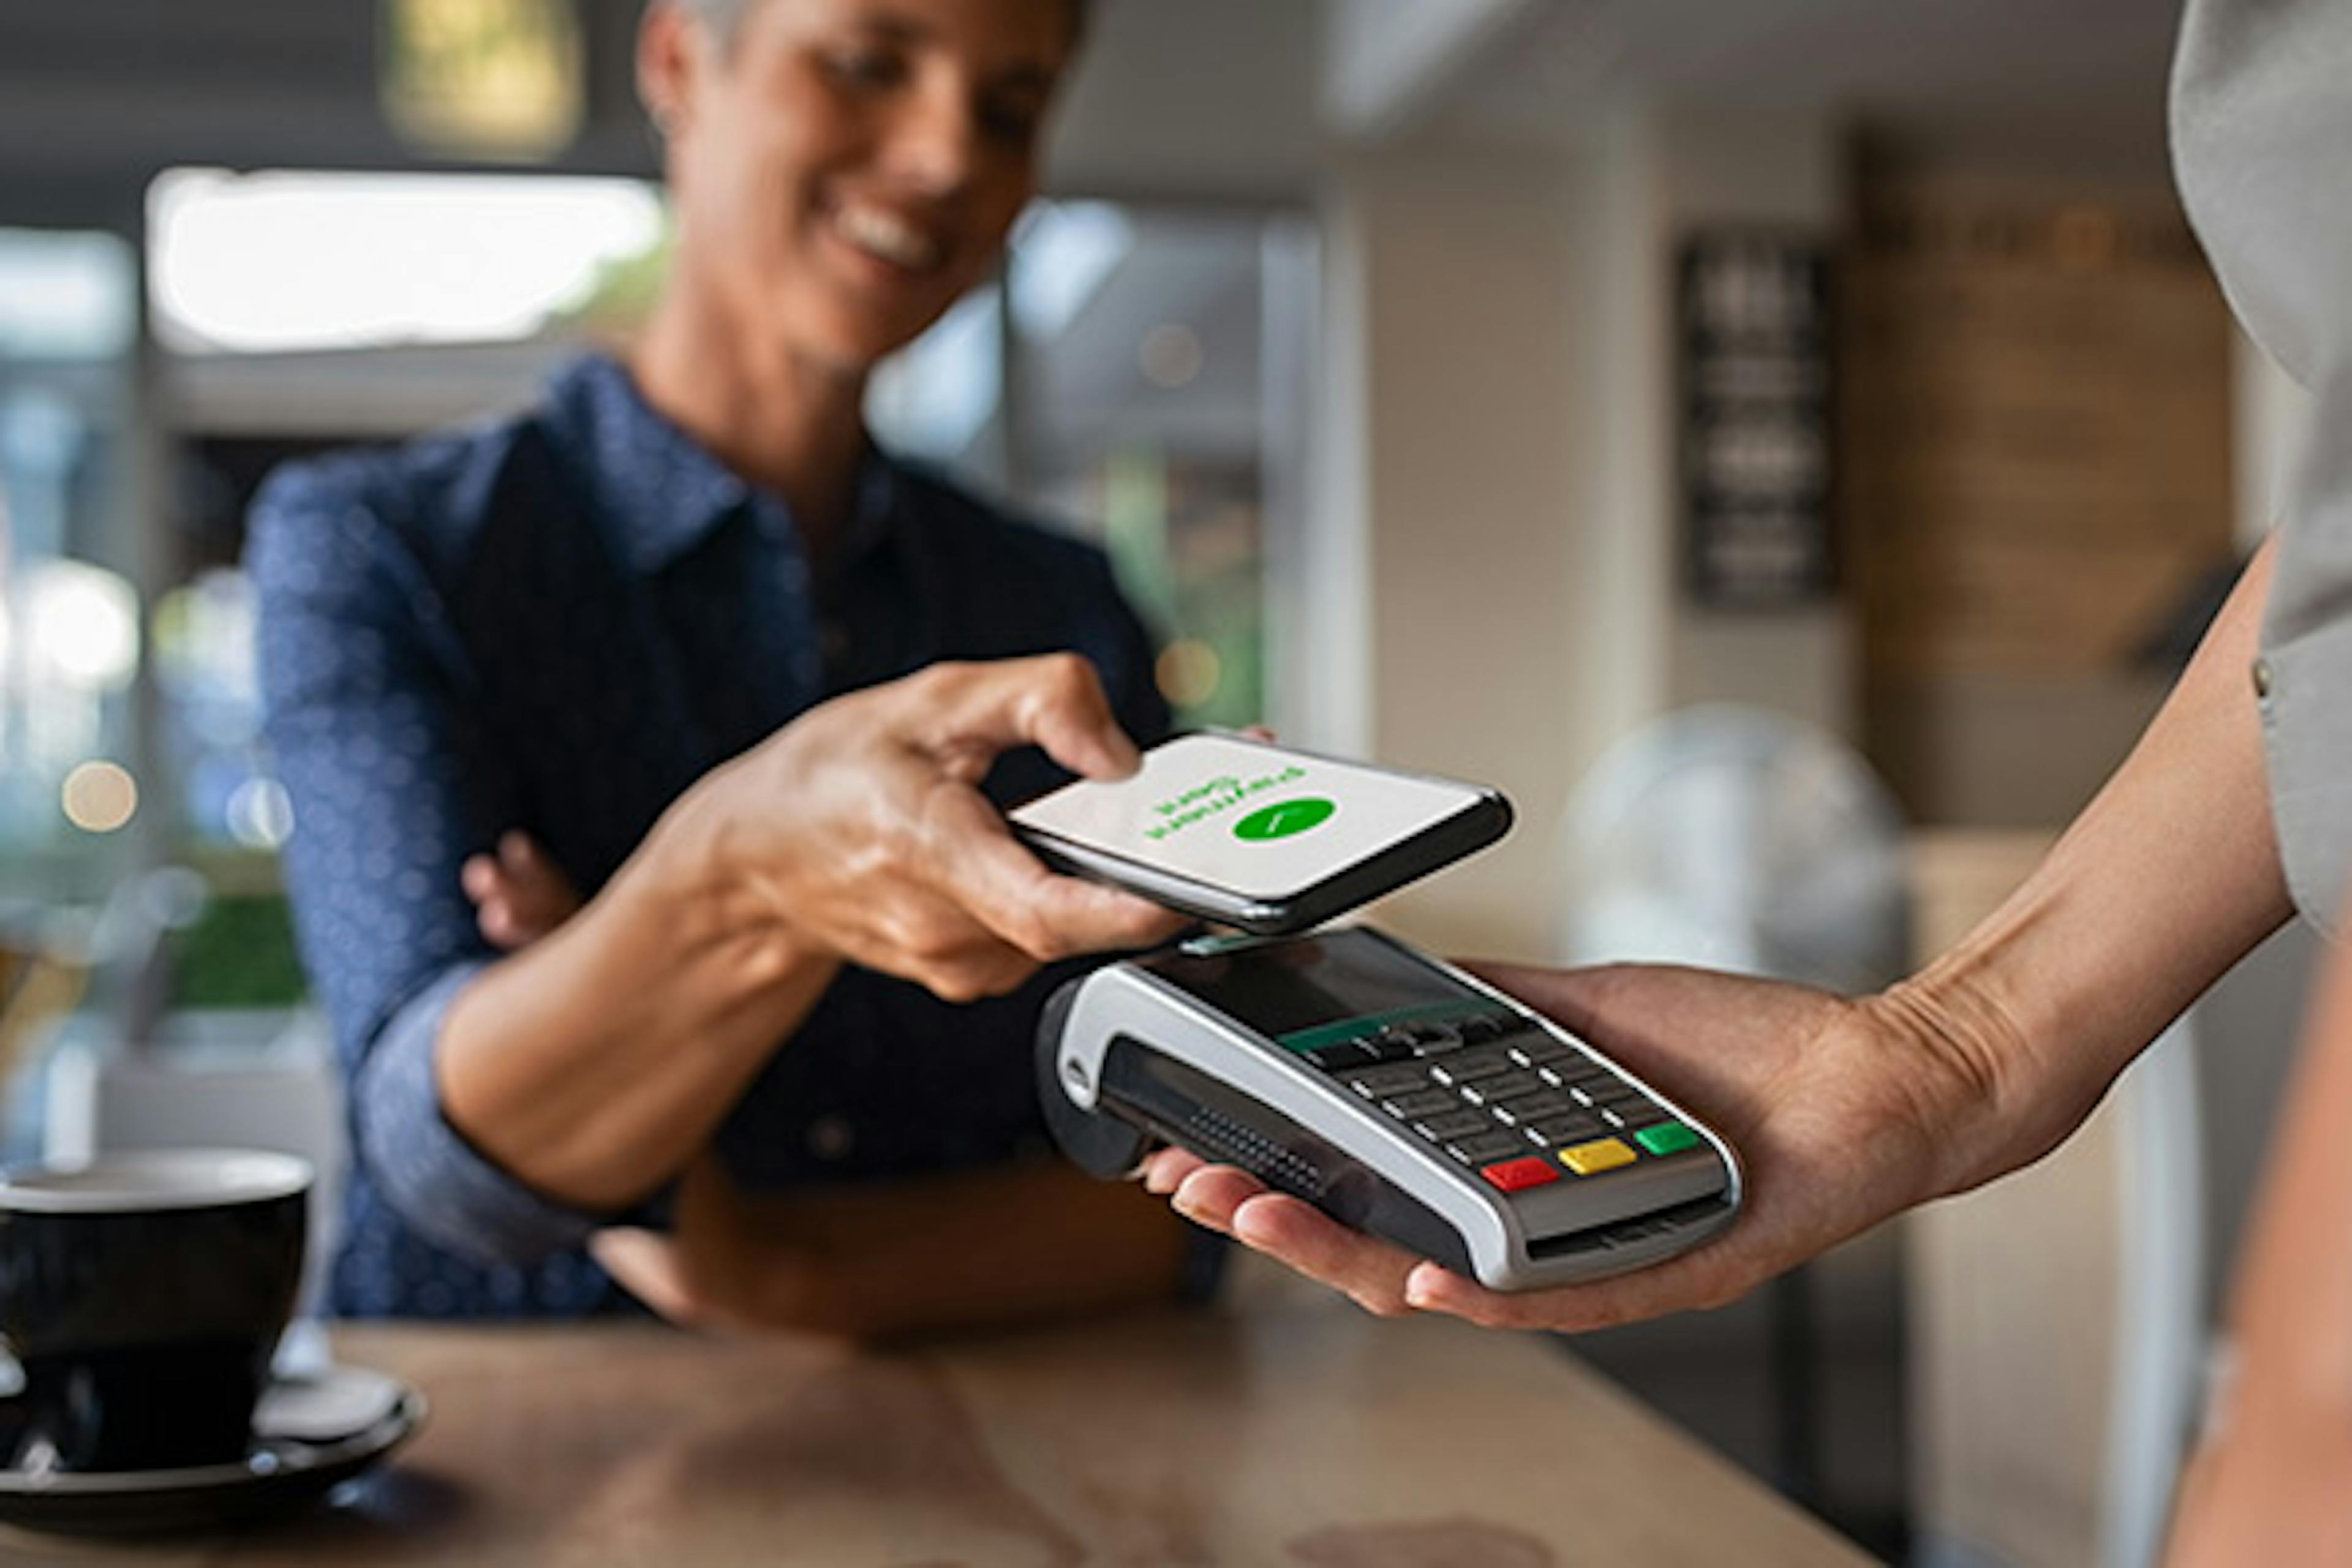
249, 0, 1204, 1337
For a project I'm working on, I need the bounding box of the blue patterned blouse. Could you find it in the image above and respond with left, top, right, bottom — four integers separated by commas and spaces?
247, 355, 1169, 1317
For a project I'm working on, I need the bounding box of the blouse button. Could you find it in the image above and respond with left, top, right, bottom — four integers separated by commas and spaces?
807, 1116, 856, 1161
2252, 657, 2274, 701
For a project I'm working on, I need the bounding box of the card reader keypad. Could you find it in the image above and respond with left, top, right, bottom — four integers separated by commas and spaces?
1322, 1011, 1698, 1194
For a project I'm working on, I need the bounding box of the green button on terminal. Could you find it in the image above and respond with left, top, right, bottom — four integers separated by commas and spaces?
1634, 1122, 1700, 1157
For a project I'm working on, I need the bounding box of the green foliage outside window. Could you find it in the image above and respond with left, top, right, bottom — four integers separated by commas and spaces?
167, 893, 307, 1012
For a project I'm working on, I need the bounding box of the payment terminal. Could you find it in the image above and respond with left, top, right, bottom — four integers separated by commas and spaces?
1039, 926, 1742, 1291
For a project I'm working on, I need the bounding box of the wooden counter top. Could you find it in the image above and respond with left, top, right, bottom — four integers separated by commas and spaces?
7, 1304, 1871, 1566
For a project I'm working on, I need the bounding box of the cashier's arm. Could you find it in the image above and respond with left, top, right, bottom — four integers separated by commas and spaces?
2164, 884, 2352, 1566
1153, 539, 2294, 1329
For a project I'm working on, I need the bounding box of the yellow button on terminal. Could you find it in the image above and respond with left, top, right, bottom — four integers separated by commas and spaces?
1559, 1137, 1637, 1176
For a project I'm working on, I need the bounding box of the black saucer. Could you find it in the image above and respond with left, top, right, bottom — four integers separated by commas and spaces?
0, 1365, 424, 1537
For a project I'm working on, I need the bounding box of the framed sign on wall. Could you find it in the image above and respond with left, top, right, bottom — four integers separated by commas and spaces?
1678, 232, 1834, 608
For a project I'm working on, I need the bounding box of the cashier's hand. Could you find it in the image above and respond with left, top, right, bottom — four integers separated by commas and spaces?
657, 654, 1186, 1002
1147, 962, 2003, 1330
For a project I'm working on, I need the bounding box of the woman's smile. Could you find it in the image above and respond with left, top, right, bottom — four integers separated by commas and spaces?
827, 198, 948, 275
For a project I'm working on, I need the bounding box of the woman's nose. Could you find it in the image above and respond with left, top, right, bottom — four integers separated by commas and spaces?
877, 80, 982, 196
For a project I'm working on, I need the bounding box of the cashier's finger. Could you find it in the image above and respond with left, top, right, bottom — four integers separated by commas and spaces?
1228, 1192, 1420, 1318
1168, 1163, 1265, 1235
1404, 1245, 1730, 1333
1141, 1147, 1207, 1194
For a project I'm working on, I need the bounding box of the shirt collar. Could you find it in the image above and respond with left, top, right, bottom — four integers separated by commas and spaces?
547, 353, 905, 578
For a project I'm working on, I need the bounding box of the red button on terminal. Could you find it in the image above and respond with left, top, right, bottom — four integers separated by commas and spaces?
1479, 1156, 1560, 1193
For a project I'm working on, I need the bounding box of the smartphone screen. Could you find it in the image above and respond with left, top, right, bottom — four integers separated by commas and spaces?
1009, 733, 1499, 905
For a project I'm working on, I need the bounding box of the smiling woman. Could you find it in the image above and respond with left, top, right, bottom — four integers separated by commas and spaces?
633, 0, 1084, 495
245, 0, 1207, 1332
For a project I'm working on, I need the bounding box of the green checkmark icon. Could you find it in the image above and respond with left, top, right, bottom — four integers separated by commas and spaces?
1232, 796, 1336, 842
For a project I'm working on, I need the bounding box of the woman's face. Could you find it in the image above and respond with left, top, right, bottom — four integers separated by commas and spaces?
647, 0, 1072, 373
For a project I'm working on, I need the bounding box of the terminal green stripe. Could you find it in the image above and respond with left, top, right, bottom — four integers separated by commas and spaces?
1277, 1000, 1498, 1055
1634, 1123, 1700, 1156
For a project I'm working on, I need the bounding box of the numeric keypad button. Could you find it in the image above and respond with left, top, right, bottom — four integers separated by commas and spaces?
1522, 1113, 1607, 1146
1425, 1049, 1514, 1088
1413, 1110, 1492, 1142
1491, 1092, 1578, 1126
1445, 1131, 1533, 1166
1379, 1088, 1456, 1120
1458, 1075, 1550, 1108
1344, 1065, 1435, 1099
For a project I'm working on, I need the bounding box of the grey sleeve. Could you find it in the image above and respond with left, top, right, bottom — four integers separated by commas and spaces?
2174, 0, 2352, 931
2258, 372, 2352, 936
350, 962, 607, 1265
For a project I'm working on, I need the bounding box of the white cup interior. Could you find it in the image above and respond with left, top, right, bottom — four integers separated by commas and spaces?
0, 1150, 312, 1214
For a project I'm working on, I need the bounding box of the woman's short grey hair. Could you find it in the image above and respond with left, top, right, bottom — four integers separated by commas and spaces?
670, 0, 750, 46
665, 0, 1088, 51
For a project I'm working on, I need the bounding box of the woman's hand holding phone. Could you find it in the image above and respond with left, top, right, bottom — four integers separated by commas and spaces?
661, 654, 1190, 1001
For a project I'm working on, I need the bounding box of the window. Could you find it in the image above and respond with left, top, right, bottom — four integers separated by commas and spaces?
872, 201, 1315, 730
150, 168, 665, 356
145, 170, 673, 1019
0, 227, 141, 907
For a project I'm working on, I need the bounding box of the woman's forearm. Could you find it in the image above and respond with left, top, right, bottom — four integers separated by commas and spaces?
791, 1163, 1194, 1341
432, 655, 1182, 1215
655, 1155, 1194, 1343
439, 794, 840, 1211
1901, 536, 2294, 1196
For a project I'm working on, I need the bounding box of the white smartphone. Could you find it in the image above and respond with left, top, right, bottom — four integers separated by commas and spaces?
1008, 732, 1512, 935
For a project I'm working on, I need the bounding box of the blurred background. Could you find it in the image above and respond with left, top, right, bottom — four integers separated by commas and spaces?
0, 1, 2318, 1562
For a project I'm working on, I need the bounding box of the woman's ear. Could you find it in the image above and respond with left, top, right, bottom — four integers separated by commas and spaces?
636, 2, 702, 143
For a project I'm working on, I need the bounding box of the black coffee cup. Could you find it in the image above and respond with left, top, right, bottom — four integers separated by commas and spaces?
0, 1150, 310, 1474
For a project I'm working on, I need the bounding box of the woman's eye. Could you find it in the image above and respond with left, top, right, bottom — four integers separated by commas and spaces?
980, 98, 1043, 148
824, 47, 906, 89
